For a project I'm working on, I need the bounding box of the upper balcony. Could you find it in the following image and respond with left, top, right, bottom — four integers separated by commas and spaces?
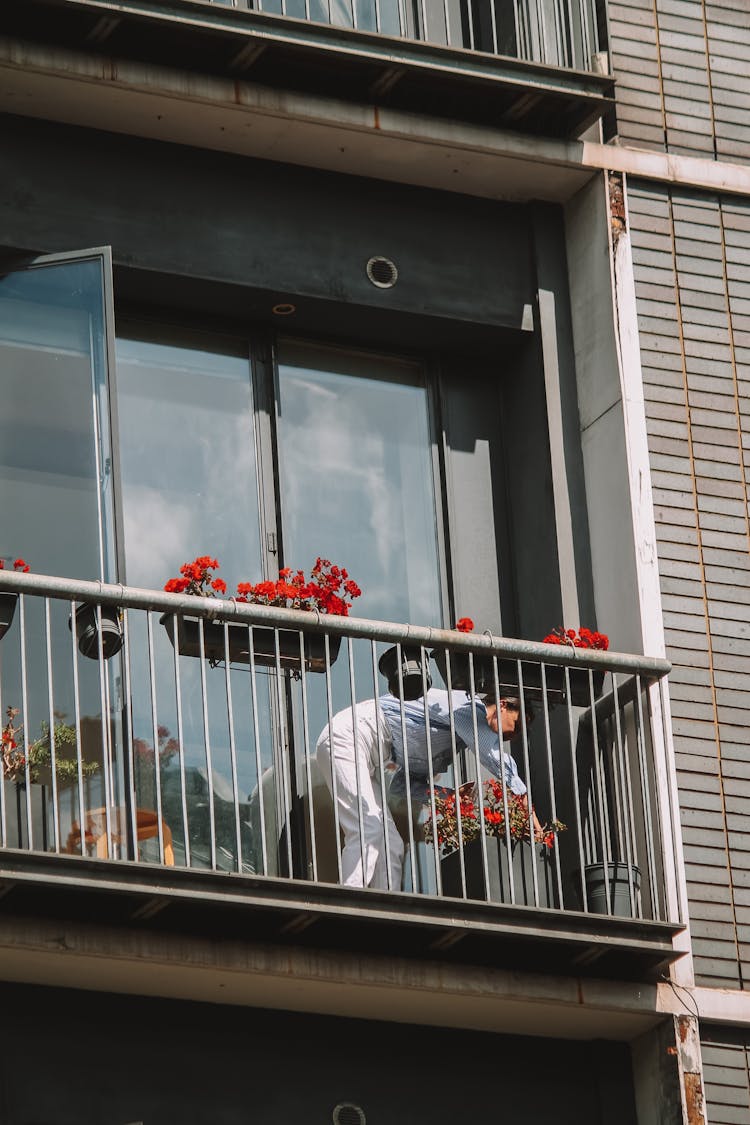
2, 0, 616, 138
0, 569, 682, 982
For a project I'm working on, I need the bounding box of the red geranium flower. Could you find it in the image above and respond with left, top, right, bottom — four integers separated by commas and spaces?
455, 617, 474, 633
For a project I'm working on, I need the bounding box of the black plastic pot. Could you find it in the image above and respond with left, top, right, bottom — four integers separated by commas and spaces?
0, 592, 18, 641
160, 613, 341, 672
581, 861, 641, 916
69, 602, 124, 660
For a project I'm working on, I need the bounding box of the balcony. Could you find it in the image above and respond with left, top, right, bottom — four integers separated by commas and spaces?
0, 570, 682, 979
2, 0, 616, 137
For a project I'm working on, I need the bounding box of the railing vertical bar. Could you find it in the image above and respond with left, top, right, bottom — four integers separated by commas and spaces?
96, 604, 116, 858
121, 610, 139, 862
346, 635, 368, 886
635, 674, 659, 919
444, 650, 468, 900
395, 643, 419, 893
537, 0, 550, 64
488, 0, 500, 56
490, 656, 516, 904
610, 674, 638, 917
273, 628, 294, 878
467, 655, 491, 902
374, 0, 382, 34
322, 633, 342, 885
298, 632, 318, 883
44, 598, 61, 853
466, 0, 476, 50
516, 660, 539, 906
370, 640, 393, 891
418, 0, 428, 41
70, 602, 87, 858
223, 623, 243, 873
421, 645, 442, 897
564, 667, 586, 910
0, 622, 7, 848
247, 626, 268, 876
146, 612, 166, 865
18, 595, 34, 849
540, 664, 564, 906
589, 668, 613, 913
169, 617, 190, 867
396, 0, 407, 38
197, 619, 217, 871
659, 678, 682, 924
512, 0, 523, 58
442, 0, 452, 46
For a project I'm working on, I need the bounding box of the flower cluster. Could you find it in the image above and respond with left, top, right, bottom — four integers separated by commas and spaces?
455, 617, 474, 633
1, 707, 98, 784
0, 558, 30, 573
237, 559, 361, 617
164, 556, 226, 597
164, 556, 362, 618
423, 778, 566, 855
542, 626, 609, 651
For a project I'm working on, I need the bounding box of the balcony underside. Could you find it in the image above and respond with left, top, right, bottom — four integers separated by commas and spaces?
0, 851, 681, 982
3, 0, 615, 137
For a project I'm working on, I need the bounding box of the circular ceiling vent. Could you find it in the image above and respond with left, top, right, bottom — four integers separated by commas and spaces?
332, 1103, 366, 1125
366, 255, 398, 289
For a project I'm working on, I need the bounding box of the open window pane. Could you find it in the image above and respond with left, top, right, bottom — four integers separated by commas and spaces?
0, 252, 115, 581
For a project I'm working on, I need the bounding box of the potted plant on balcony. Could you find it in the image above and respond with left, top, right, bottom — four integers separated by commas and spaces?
160, 555, 361, 672
424, 778, 565, 905
579, 859, 641, 917
1, 706, 100, 788
0, 558, 30, 641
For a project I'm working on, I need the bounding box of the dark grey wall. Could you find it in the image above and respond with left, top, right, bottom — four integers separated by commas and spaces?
0, 114, 533, 335
0, 983, 638, 1125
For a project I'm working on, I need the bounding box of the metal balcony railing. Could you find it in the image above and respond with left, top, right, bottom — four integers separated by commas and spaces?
0, 571, 675, 924
207, 0, 603, 72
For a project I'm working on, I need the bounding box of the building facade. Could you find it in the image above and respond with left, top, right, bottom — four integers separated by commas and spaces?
0, 0, 748, 1121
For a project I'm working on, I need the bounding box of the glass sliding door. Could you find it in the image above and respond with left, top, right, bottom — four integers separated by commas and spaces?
275, 340, 446, 888
114, 325, 270, 871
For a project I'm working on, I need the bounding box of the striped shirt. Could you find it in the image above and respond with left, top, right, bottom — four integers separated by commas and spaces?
379, 689, 526, 799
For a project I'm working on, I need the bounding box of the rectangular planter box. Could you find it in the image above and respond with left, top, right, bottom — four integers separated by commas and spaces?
432, 648, 604, 707
160, 613, 341, 673
440, 835, 558, 907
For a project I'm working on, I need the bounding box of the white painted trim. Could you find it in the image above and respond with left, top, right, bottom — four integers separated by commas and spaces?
538, 288, 581, 626
611, 218, 694, 987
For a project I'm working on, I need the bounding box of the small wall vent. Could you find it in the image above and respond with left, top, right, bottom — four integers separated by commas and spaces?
366, 256, 398, 289
332, 1103, 366, 1125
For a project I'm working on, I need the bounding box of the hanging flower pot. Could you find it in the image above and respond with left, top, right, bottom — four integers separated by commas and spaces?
0, 558, 29, 642
69, 602, 124, 660
0, 592, 18, 641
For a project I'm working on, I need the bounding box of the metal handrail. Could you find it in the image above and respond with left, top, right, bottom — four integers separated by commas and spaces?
0, 571, 670, 679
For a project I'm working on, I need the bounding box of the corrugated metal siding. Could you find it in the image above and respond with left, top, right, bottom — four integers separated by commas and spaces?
607, 0, 750, 161
701, 1035, 750, 1124
628, 182, 750, 989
